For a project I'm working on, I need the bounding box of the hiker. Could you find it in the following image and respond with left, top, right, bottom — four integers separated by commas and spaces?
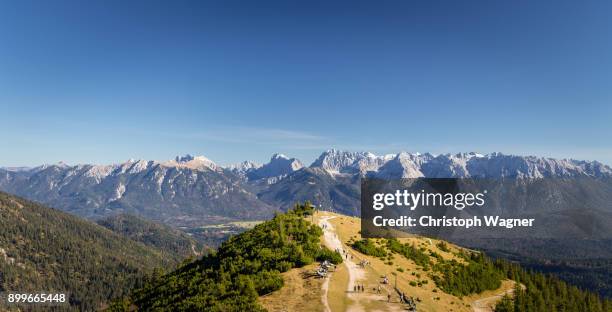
354, 285, 357, 292
387, 294, 391, 302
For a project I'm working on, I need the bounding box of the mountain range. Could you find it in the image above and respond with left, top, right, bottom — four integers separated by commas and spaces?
1, 149, 611, 226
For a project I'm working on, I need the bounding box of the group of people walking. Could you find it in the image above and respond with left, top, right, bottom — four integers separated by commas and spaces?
353, 284, 366, 293
335, 247, 353, 260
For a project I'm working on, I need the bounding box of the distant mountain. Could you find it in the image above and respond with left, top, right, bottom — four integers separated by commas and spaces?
373, 152, 427, 178
245, 153, 304, 182
1, 150, 611, 225
0, 192, 180, 310
0, 155, 277, 227
257, 167, 361, 215
309, 150, 612, 179
0, 166, 31, 172
310, 149, 394, 175
97, 214, 204, 261
226, 160, 262, 177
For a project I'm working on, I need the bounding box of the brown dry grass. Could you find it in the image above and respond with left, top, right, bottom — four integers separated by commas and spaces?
327, 256, 352, 312
259, 263, 325, 312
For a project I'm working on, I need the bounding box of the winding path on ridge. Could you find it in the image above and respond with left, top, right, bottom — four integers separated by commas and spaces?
316, 214, 518, 312
318, 215, 401, 312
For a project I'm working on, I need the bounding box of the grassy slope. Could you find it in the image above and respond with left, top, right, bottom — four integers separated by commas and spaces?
258, 263, 324, 312
317, 211, 514, 312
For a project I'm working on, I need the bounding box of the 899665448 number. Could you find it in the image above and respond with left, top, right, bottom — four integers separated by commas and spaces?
1, 292, 68, 306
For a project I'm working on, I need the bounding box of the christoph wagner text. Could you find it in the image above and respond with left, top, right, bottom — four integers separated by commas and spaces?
372, 216, 535, 229
372, 190, 486, 211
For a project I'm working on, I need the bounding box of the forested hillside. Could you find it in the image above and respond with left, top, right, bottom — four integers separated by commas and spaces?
110, 203, 342, 311
97, 214, 204, 262
0, 192, 181, 311
495, 260, 612, 312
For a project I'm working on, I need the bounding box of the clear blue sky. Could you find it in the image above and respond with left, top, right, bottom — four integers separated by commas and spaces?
1, 0, 611, 166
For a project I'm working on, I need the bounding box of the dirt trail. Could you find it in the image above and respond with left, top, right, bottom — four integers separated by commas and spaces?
321, 272, 332, 312
471, 284, 516, 312
319, 216, 402, 312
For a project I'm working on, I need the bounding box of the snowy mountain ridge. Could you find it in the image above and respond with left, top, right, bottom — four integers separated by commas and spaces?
1, 150, 610, 224
308, 149, 612, 178
12, 150, 612, 180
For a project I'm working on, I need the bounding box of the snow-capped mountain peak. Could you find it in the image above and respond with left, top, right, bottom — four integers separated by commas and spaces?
310, 149, 429, 176
226, 161, 262, 177
245, 153, 304, 181
310, 149, 391, 175
271, 153, 290, 160
374, 152, 425, 178
307, 150, 612, 179
164, 154, 218, 171
227, 160, 261, 171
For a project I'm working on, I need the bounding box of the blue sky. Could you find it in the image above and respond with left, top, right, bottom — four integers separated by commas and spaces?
1, 0, 611, 166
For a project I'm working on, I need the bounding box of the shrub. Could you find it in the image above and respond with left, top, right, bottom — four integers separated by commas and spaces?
436, 241, 450, 252
351, 239, 387, 257
316, 248, 343, 265
252, 270, 284, 294
385, 238, 431, 267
